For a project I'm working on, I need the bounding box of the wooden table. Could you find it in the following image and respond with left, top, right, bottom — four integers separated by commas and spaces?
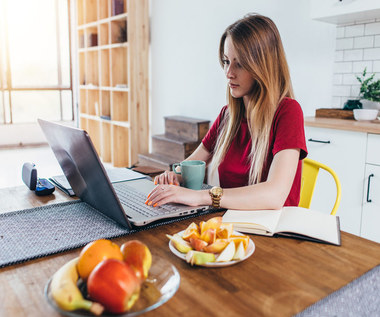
1, 186, 380, 317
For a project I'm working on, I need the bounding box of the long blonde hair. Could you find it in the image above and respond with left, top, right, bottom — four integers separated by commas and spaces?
211, 14, 294, 184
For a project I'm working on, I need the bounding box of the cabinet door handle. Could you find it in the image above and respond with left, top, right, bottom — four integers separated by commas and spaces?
367, 173, 374, 203
308, 138, 331, 144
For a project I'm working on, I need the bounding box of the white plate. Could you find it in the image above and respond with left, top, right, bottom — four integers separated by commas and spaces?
168, 230, 255, 267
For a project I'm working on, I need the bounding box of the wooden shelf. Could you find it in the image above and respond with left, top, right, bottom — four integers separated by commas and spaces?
76, 0, 149, 167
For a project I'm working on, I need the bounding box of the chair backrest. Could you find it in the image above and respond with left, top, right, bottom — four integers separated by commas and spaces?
299, 158, 342, 215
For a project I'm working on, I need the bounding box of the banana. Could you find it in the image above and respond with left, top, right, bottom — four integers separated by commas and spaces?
50, 257, 104, 316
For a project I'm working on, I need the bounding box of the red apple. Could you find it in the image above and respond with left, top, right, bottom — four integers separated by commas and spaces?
121, 240, 152, 282
189, 237, 208, 251
87, 259, 141, 314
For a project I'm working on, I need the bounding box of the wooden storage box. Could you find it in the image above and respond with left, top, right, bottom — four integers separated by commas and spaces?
315, 108, 354, 120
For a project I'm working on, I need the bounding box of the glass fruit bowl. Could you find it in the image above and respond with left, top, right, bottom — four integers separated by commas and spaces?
45, 257, 180, 317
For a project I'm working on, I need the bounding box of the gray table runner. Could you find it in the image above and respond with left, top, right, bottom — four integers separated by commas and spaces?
0, 200, 215, 268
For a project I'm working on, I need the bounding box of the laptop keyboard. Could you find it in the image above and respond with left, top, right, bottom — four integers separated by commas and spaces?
113, 182, 182, 218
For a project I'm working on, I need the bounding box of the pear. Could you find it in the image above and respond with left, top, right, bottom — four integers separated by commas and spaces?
216, 241, 235, 262
166, 234, 193, 253
186, 250, 215, 266
232, 242, 246, 261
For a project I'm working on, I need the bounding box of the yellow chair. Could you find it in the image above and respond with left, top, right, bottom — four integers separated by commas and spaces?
299, 158, 342, 215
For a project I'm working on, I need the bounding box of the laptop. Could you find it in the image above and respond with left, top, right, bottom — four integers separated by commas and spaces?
38, 119, 210, 228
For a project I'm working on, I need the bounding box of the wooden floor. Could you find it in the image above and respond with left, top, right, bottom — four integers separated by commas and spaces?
0, 145, 63, 189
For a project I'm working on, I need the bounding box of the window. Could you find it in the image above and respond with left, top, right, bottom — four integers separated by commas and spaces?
0, 0, 73, 125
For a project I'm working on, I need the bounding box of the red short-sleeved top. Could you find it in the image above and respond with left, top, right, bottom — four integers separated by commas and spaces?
202, 97, 308, 206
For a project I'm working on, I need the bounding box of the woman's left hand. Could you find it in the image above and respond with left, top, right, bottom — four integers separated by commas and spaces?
145, 184, 208, 208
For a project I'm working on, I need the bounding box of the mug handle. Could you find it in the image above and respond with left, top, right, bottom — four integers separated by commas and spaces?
172, 163, 181, 174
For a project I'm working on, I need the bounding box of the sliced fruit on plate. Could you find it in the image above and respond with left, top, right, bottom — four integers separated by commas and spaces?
200, 216, 222, 234
189, 237, 208, 251
186, 250, 216, 266
182, 222, 200, 241
166, 234, 192, 253
203, 238, 229, 253
232, 242, 246, 261
216, 241, 235, 262
200, 228, 216, 244
230, 235, 250, 250
216, 223, 234, 239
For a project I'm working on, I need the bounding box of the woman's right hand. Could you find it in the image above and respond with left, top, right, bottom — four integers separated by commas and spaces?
154, 170, 180, 186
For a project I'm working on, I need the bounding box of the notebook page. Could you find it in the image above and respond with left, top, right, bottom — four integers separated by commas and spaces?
222, 209, 282, 234
275, 207, 340, 245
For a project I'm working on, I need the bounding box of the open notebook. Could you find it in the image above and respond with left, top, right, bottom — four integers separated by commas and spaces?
222, 206, 340, 245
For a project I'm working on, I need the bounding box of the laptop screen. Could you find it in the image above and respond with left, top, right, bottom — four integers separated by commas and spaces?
38, 119, 131, 229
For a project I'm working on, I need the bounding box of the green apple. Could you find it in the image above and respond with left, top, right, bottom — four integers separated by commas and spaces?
186, 250, 215, 266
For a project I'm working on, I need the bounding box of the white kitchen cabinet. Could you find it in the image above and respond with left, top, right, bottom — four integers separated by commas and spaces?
361, 134, 380, 243
305, 127, 367, 236
310, 0, 380, 25
361, 165, 380, 243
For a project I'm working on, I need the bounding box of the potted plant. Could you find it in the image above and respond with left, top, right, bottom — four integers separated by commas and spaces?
356, 68, 380, 109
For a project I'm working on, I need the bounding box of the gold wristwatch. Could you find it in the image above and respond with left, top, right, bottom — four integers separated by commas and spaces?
209, 186, 223, 209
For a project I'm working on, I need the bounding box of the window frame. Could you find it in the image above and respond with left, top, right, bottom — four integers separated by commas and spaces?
0, 0, 74, 124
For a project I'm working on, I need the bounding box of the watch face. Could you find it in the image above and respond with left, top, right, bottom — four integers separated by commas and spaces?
211, 187, 223, 196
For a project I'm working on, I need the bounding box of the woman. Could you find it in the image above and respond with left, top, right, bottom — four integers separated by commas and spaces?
146, 13, 307, 210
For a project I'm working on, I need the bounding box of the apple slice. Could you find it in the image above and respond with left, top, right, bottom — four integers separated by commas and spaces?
232, 242, 246, 261
189, 237, 208, 251
215, 241, 235, 262
200, 228, 216, 244
166, 234, 192, 253
186, 250, 215, 266
203, 239, 229, 253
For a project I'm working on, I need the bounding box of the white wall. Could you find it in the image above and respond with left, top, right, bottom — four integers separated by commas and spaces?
149, 0, 336, 137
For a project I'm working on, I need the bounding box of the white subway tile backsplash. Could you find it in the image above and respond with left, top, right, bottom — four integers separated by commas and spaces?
333, 74, 343, 85
336, 38, 354, 50
335, 50, 344, 62
332, 85, 351, 97
351, 85, 361, 97
343, 73, 359, 85
343, 49, 363, 61
374, 61, 380, 72
363, 48, 380, 60
365, 22, 380, 36
336, 26, 345, 38
332, 20, 380, 109
375, 35, 380, 47
345, 24, 365, 37
353, 61, 372, 73
334, 62, 353, 73
354, 36, 374, 49
332, 97, 342, 107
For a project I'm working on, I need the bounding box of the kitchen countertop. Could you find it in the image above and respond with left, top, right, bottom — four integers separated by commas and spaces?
304, 116, 380, 134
